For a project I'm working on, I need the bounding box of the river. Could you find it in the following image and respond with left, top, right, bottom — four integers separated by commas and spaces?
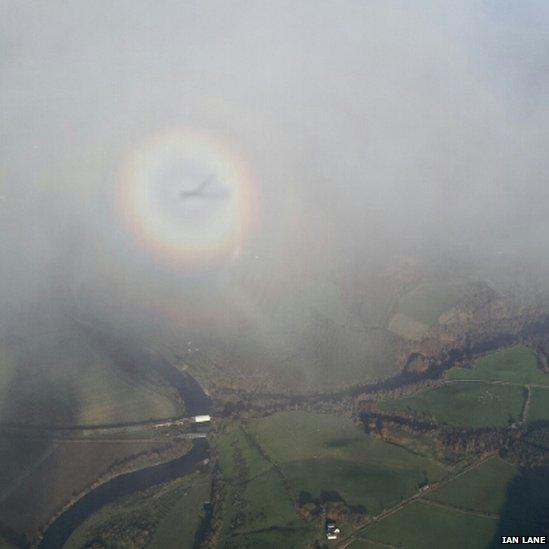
38, 339, 212, 549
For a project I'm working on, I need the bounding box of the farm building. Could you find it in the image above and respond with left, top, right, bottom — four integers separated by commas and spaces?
326, 520, 340, 540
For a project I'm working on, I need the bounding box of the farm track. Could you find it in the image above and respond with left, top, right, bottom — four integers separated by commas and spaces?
522, 385, 532, 423
338, 452, 496, 548
444, 379, 548, 389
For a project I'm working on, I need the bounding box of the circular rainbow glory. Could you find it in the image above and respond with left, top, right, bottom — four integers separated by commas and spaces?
117, 130, 257, 266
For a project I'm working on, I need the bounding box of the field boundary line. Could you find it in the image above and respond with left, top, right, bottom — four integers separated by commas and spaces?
419, 497, 499, 520
521, 385, 532, 423
239, 425, 309, 523
354, 535, 398, 548
0, 442, 58, 504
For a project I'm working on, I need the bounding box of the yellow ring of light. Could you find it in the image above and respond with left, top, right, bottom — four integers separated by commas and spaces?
117, 130, 257, 266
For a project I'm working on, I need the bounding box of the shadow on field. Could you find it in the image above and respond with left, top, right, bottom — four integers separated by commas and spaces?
489, 464, 549, 547
0, 321, 81, 548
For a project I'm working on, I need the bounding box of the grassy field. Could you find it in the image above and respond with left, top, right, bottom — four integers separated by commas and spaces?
245, 412, 446, 517
216, 426, 311, 548
447, 345, 549, 386
0, 321, 183, 426
148, 475, 210, 549
65, 471, 210, 549
387, 280, 475, 340
362, 500, 498, 549
426, 456, 517, 514
378, 382, 525, 428
0, 438, 179, 541
387, 280, 497, 341
528, 387, 549, 422
216, 427, 312, 547
224, 527, 313, 549
348, 540, 389, 549
396, 282, 471, 327
0, 438, 54, 499
195, 313, 399, 394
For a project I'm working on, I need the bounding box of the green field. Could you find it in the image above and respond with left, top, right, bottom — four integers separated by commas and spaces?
246, 412, 446, 516
348, 540, 388, 549
447, 345, 549, 386
66, 472, 210, 549
140, 475, 210, 549
0, 321, 183, 426
379, 382, 525, 428
362, 500, 498, 549
528, 387, 549, 423
396, 282, 471, 326
388, 280, 497, 341
224, 527, 313, 549
216, 426, 312, 547
426, 457, 517, 514
217, 427, 271, 481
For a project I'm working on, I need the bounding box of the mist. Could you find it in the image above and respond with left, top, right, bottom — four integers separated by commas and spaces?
2, 1, 549, 373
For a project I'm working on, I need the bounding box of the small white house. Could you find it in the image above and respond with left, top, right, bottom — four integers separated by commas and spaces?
326, 521, 340, 541
194, 415, 212, 423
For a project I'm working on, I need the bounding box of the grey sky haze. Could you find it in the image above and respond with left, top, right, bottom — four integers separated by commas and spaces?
1, 1, 549, 326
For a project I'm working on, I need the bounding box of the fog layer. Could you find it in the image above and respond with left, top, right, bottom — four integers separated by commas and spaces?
2, 2, 549, 355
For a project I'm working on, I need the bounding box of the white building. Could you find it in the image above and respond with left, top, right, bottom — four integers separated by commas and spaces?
326, 521, 340, 540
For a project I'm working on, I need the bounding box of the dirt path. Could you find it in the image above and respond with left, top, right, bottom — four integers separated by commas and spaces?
522, 385, 532, 423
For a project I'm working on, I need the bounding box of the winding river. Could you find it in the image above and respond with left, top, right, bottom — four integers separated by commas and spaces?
39, 341, 212, 549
